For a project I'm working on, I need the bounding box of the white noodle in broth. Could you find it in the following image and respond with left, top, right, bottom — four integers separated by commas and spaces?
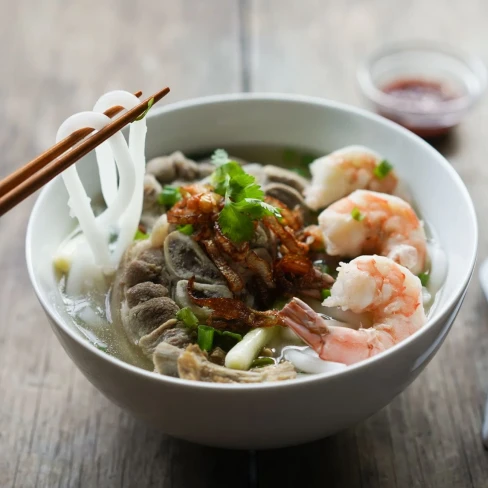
54, 90, 147, 295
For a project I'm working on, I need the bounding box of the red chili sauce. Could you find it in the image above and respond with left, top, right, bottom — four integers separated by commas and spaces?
379, 78, 460, 138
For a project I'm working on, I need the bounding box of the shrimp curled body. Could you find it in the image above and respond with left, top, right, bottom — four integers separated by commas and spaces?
304, 145, 398, 210
319, 189, 427, 274
278, 255, 426, 365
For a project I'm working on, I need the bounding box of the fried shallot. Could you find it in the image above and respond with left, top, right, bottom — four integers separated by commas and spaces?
187, 277, 283, 328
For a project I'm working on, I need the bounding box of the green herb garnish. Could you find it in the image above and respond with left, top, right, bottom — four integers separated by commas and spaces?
211, 148, 230, 166
177, 224, 194, 235
314, 261, 330, 275
251, 357, 275, 368
291, 167, 309, 177
214, 330, 243, 351
321, 289, 332, 300
351, 207, 364, 221
374, 159, 393, 179
95, 343, 108, 352
418, 272, 430, 287
134, 229, 149, 240
135, 97, 155, 121
198, 325, 215, 351
158, 185, 181, 208
211, 158, 281, 243
176, 307, 199, 328
301, 153, 316, 165
283, 148, 298, 163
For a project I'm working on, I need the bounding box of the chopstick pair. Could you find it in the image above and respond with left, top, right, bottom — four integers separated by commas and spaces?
0, 86, 170, 216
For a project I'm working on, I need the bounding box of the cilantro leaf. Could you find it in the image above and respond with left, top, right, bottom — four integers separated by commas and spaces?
218, 202, 255, 243
234, 199, 281, 219
211, 149, 230, 166
212, 162, 245, 195
209, 154, 282, 243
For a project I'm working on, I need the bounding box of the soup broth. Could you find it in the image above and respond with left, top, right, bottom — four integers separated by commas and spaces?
58, 145, 445, 373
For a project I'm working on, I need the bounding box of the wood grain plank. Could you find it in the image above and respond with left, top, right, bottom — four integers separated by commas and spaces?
0, 1, 250, 487
249, 1, 488, 487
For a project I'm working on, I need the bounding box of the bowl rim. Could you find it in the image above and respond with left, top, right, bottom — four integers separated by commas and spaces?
357, 39, 487, 115
26, 92, 478, 390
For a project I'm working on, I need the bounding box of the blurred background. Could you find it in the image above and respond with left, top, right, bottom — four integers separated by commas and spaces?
1, 1, 488, 487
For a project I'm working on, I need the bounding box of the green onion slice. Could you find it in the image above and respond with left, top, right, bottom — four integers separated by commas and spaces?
176, 307, 199, 328
351, 207, 364, 221
251, 357, 275, 368
321, 289, 332, 300
374, 159, 393, 179
418, 272, 430, 287
134, 229, 149, 240
198, 325, 215, 351
177, 224, 194, 235
158, 186, 181, 207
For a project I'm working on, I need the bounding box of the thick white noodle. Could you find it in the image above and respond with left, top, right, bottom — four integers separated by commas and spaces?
56, 111, 136, 269
65, 241, 105, 296
283, 348, 347, 374
94, 141, 118, 207
427, 242, 448, 297
92, 91, 147, 264
424, 241, 448, 314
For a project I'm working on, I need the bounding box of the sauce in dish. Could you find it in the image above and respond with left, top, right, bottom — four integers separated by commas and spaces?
379, 77, 461, 137
53, 90, 447, 384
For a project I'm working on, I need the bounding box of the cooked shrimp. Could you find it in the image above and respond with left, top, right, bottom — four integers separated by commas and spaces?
278, 255, 426, 365
304, 145, 398, 210
319, 189, 426, 274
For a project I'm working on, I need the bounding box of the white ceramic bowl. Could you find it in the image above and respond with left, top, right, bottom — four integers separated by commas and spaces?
26, 94, 477, 449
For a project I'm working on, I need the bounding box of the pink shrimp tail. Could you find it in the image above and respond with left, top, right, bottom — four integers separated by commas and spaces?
278, 297, 329, 353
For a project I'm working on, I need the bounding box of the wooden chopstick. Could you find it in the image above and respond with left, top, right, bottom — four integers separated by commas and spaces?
0, 87, 170, 216
0, 90, 143, 197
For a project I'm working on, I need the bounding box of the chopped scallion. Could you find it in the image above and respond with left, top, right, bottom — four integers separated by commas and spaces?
197, 325, 215, 351
134, 229, 149, 240
135, 97, 155, 121
321, 289, 332, 300
418, 272, 430, 287
158, 186, 181, 208
176, 307, 199, 328
351, 207, 364, 221
221, 330, 242, 342
177, 224, 194, 235
214, 330, 243, 351
251, 357, 275, 368
374, 159, 393, 179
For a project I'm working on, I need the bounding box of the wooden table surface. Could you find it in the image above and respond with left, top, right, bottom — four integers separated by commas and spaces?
1, 1, 488, 487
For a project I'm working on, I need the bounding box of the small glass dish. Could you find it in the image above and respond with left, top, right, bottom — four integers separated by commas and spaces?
357, 40, 487, 138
